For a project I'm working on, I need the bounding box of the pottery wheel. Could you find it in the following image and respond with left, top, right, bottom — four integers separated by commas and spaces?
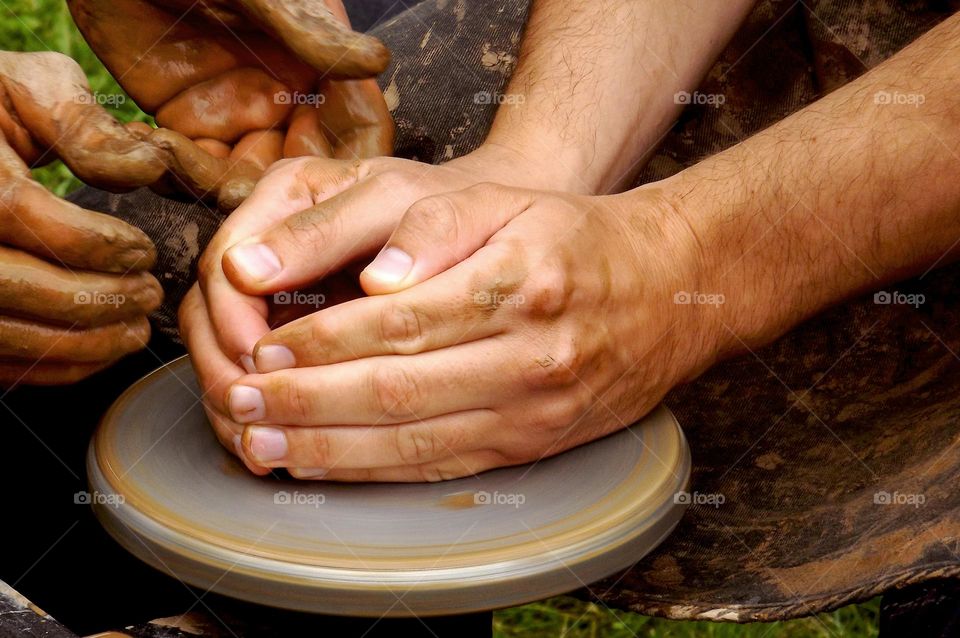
87, 356, 691, 616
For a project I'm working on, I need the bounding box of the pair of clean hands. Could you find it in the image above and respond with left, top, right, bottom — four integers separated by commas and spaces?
0, 0, 390, 384
182, 149, 712, 481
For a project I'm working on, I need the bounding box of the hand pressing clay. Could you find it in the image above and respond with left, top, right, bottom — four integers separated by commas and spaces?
0, 51, 163, 385
68, 0, 395, 210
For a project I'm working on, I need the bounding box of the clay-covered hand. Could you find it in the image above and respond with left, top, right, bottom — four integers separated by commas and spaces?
69, 0, 394, 209
0, 52, 162, 385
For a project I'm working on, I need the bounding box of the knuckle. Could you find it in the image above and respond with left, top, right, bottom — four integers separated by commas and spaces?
378, 303, 424, 353
489, 433, 532, 465
434, 465, 464, 481
371, 366, 421, 419
303, 430, 333, 468
268, 156, 310, 178
299, 157, 365, 198
0, 179, 22, 219
394, 427, 441, 465
269, 373, 312, 421
523, 265, 570, 318
549, 394, 589, 431
404, 195, 460, 245
304, 316, 336, 358
522, 401, 577, 435
282, 204, 341, 251
522, 338, 583, 389
415, 464, 447, 483
488, 446, 525, 467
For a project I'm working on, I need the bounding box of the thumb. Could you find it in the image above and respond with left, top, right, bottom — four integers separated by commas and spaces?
360, 183, 532, 295
236, 0, 389, 78
145, 127, 262, 211
0, 51, 166, 191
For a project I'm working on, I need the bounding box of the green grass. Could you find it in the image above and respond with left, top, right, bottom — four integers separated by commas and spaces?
494, 596, 880, 638
0, 1, 882, 635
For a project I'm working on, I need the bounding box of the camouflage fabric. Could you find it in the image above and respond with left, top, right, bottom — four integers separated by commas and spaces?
70, 0, 960, 623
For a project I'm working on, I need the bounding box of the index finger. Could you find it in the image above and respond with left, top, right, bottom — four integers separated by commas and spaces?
199, 157, 362, 361
221, 174, 406, 299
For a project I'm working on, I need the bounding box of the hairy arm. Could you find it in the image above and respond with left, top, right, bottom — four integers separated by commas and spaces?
659, 12, 960, 362
466, 0, 757, 194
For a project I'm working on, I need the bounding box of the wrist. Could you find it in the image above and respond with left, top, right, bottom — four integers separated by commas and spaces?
448, 140, 600, 195
609, 185, 728, 384
655, 169, 794, 365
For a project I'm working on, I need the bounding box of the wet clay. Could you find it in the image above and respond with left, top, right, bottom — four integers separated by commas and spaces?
65, 0, 394, 210
144, 128, 263, 212
0, 63, 161, 385
438, 491, 481, 509
0, 51, 167, 190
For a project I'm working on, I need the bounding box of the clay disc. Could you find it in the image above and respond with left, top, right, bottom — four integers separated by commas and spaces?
88, 356, 690, 616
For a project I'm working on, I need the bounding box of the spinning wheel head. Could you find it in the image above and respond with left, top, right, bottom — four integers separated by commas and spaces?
88, 356, 690, 616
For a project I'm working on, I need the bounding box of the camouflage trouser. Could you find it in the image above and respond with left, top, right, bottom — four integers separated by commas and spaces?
32, 0, 960, 630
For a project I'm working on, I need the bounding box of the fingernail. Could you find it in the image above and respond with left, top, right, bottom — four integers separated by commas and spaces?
363, 246, 413, 284
256, 345, 296, 372
240, 354, 256, 374
228, 243, 281, 281
234, 433, 268, 474
247, 426, 288, 462
228, 385, 265, 423
290, 467, 328, 479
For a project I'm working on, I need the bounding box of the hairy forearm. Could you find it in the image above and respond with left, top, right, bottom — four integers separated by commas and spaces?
661, 12, 960, 359
474, 0, 755, 194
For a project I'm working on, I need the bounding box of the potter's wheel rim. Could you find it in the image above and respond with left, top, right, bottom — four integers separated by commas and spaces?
88, 356, 690, 616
